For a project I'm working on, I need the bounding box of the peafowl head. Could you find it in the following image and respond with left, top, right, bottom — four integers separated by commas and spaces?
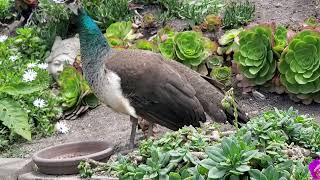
52, 0, 111, 69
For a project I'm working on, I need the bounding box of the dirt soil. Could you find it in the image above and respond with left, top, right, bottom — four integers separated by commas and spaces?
254, 0, 319, 30
1, 0, 320, 158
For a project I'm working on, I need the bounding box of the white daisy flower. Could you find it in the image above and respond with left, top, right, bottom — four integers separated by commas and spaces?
37, 63, 48, 70
33, 98, 47, 108
27, 63, 37, 68
9, 55, 18, 62
55, 121, 69, 134
23, 69, 37, 82
0, 35, 8, 43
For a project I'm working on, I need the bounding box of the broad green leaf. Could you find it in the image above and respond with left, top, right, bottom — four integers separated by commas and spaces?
0, 83, 48, 96
205, 146, 226, 162
208, 167, 226, 179
249, 169, 268, 180
263, 165, 278, 180
229, 175, 240, 180
241, 150, 259, 161
200, 159, 218, 170
235, 165, 251, 172
0, 98, 31, 141
169, 172, 181, 180
218, 28, 243, 45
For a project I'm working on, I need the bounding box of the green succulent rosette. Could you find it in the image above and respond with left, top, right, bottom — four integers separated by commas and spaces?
135, 39, 156, 51
210, 66, 232, 82
234, 25, 276, 85
279, 30, 320, 94
174, 31, 206, 67
273, 25, 288, 54
159, 37, 176, 60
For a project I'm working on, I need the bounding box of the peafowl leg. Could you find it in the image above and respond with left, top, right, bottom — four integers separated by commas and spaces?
147, 122, 154, 138
129, 116, 138, 148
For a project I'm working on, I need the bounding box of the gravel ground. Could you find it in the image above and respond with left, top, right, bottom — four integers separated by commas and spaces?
1, 0, 320, 158
0, 105, 170, 158
254, 0, 319, 30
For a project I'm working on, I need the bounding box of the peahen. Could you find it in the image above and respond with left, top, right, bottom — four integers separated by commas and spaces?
61, 0, 248, 148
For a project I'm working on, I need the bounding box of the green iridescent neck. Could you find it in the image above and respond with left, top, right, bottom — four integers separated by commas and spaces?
75, 8, 111, 72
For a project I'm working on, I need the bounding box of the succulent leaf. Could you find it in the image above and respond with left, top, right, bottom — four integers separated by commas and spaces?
104, 21, 137, 47
219, 28, 243, 46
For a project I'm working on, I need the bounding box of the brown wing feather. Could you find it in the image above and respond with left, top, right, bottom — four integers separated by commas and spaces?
164, 59, 248, 125
105, 49, 206, 130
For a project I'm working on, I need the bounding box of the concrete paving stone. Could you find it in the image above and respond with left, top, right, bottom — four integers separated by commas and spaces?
0, 158, 34, 180
18, 171, 118, 180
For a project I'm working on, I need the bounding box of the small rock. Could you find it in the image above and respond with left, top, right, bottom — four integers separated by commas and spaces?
251, 110, 259, 115
274, 3, 282, 8
243, 87, 253, 93
252, 90, 266, 100
220, 131, 236, 137
274, 86, 285, 94
217, 47, 224, 55
210, 131, 220, 141
302, 99, 313, 105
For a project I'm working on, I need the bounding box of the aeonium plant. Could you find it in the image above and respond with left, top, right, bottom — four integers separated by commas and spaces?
278, 30, 320, 95
104, 21, 140, 48
157, 30, 215, 68
234, 24, 277, 86
174, 31, 208, 67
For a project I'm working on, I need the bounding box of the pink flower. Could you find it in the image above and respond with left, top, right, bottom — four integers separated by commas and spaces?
309, 158, 320, 180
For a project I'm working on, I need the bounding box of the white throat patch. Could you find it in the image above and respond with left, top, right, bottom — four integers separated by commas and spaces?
93, 69, 137, 118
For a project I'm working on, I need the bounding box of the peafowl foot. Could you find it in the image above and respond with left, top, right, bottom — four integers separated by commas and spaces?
129, 116, 138, 149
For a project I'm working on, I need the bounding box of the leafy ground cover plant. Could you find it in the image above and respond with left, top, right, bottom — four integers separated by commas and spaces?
0, 0, 15, 23
304, 17, 320, 28
157, 0, 223, 25
0, 27, 63, 149
82, 0, 133, 29
78, 107, 318, 179
104, 21, 139, 48
26, 0, 70, 47
218, 27, 243, 55
222, 0, 255, 29
234, 25, 276, 85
